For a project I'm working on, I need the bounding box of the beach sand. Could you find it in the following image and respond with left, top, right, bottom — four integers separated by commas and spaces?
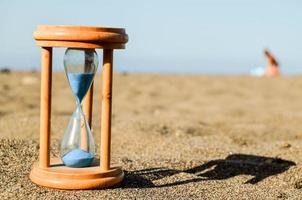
1, 72, 302, 199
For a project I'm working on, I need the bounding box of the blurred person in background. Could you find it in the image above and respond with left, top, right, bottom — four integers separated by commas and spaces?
250, 49, 280, 77
264, 49, 280, 77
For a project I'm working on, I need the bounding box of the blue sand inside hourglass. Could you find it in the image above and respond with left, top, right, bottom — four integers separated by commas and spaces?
63, 72, 95, 167
62, 149, 94, 167
67, 72, 95, 102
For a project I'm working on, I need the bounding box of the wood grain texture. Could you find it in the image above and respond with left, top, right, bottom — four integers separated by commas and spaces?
100, 49, 114, 171
30, 159, 124, 190
39, 47, 52, 168
36, 25, 126, 34
36, 41, 125, 49
34, 25, 128, 49
83, 82, 94, 127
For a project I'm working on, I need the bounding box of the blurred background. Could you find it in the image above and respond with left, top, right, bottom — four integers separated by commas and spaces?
0, 0, 301, 74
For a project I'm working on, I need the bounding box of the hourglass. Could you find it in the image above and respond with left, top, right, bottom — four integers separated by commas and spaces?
29, 25, 128, 189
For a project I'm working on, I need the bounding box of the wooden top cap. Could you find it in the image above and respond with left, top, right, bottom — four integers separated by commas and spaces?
34, 25, 128, 49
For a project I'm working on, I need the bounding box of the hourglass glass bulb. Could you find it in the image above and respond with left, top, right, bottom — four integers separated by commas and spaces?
60, 48, 98, 168
64, 48, 99, 103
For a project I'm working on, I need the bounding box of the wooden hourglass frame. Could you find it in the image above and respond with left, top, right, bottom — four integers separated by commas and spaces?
29, 25, 128, 189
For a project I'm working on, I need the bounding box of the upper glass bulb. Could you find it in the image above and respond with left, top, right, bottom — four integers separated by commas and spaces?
64, 48, 99, 103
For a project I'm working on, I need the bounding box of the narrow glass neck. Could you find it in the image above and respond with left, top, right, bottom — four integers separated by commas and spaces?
74, 99, 87, 120
76, 98, 83, 107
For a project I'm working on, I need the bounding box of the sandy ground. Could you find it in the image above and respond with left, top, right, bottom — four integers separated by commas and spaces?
1, 71, 302, 199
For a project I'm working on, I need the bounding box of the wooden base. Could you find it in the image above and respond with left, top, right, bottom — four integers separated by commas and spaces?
29, 158, 124, 190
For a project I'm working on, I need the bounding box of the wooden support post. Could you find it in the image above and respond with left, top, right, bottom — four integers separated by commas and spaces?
39, 47, 52, 168
83, 49, 94, 127
83, 83, 94, 127
100, 49, 113, 171
81, 83, 94, 150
